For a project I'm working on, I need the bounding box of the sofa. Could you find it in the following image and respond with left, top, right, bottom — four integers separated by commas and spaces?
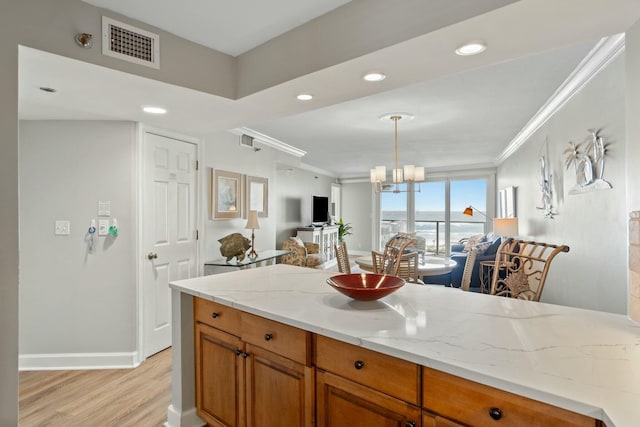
428, 233, 502, 289
280, 237, 326, 268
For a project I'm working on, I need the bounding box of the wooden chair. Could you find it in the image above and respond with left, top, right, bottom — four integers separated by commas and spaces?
334, 241, 351, 274
395, 252, 423, 284
489, 238, 569, 301
460, 248, 478, 292
371, 233, 416, 275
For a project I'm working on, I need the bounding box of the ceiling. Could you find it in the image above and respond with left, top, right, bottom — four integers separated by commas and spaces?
19, 1, 640, 179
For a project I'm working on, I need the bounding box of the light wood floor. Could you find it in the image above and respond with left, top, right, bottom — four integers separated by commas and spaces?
19, 348, 171, 427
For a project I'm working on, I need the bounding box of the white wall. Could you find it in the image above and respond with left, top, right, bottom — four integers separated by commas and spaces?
497, 54, 627, 314
19, 121, 137, 360
341, 182, 374, 252
200, 132, 281, 260
273, 166, 336, 246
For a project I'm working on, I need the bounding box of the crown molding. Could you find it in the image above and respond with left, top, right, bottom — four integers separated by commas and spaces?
230, 127, 306, 158
495, 33, 625, 165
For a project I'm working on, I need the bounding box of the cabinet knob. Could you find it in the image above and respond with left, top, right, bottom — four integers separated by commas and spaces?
147, 252, 158, 260
235, 349, 242, 356
489, 407, 503, 420
354, 360, 365, 370
242, 352, 250, 359
264, 333, 273, 341
404, 422, 416, 427
211, 312, 219, 319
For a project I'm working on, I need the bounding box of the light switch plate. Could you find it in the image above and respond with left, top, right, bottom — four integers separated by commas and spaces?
98, 220, 109, 236
55, 220, 70, 235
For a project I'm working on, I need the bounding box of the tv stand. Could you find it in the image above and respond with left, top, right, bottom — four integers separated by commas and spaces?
297, 225, 339, 264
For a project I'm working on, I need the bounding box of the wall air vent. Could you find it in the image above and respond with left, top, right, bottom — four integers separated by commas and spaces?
240, 134, 255, 149
102, 16, 159, 69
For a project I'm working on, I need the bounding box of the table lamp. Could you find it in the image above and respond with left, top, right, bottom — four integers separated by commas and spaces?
245, 210, 260, 259
493, 217, 519, 237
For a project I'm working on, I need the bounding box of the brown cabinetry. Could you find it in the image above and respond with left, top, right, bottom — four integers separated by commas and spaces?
194, 298, 314, 427
422, 367, 596, 427
315, 335, 421, 427
194, 297, 599, 427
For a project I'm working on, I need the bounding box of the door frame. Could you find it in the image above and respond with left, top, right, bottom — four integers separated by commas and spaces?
135, 124, 203, 364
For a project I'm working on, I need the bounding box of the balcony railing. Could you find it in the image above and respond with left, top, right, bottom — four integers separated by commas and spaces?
380, 219, 485, 255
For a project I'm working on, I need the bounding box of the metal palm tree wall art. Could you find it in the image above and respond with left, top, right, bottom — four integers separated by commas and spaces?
564, 129, 612, 195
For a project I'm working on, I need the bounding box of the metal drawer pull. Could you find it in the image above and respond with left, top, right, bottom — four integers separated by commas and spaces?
354, 360, 365, 370
489, 407, 503, 420
264, 333, 273, 341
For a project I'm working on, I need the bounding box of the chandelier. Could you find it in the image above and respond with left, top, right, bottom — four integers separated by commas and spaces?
370, 113, 424, 193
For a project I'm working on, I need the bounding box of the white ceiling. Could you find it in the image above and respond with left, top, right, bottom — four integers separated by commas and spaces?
19, 1, 640, 179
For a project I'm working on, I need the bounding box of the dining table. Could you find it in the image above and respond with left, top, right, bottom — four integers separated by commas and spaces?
354, 254, 457, 282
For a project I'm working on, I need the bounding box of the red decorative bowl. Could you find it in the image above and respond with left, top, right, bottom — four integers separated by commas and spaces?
326, 273, 405, 301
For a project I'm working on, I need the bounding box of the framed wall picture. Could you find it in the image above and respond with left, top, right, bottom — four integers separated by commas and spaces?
212, 169, 242, 219
499, 186, 517, 218
245, 175, 268, 218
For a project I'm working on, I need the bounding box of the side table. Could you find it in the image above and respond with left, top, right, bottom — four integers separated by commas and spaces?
204, 249, 293, 275
479, 260, 495, 294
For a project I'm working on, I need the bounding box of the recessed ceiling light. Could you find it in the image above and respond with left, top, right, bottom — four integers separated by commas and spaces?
455, 41, 487, 56
142, 106, 167, 114
363, 72, 386, 82
296, 94, 313, 101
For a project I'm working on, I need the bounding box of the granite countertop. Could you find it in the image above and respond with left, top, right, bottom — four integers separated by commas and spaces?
170, 264, 640, 427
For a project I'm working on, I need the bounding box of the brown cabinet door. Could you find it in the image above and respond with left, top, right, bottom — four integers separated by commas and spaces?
423, 410, 467, 427
244, 344, 314, 427
195, 322, 245, 427
317, 370, 421, 427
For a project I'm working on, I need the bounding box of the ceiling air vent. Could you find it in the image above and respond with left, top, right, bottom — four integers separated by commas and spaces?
240, 134, 255, 149
102, 16, 159, 69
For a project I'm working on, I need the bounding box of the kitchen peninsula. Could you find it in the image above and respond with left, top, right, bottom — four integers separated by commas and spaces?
168, 264, 640, 427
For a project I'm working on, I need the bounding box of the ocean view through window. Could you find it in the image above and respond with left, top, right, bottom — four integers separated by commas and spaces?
380, 178, 487, 255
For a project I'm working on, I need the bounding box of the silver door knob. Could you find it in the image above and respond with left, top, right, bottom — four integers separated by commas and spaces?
147, 252, 158, 260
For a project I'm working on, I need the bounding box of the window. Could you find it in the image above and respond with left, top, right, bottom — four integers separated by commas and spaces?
377, 174, 492, 255
414, 181, 445, 254
451, 179, 487, 246
379, 183, 407, 250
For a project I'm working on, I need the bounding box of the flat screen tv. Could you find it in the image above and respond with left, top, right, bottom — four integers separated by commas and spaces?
312, 196, 329, 225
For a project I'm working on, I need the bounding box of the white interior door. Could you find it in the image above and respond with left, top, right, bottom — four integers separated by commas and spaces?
142, 131, 198, 358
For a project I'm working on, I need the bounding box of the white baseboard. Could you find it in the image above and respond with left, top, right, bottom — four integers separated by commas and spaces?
165, 405, 204, 427
19, 351, 140, 371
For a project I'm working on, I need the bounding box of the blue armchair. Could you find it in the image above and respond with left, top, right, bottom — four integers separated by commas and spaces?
426, 234, 502, 289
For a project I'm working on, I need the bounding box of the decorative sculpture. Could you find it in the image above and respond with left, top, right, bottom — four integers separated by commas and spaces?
564, 129, 612, 194
536, 154, 555, 218
218, 233, 251, 262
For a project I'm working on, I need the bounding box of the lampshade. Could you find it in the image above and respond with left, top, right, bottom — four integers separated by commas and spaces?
245, 210, 260, 230
493, 217, 519, 237
463, 205, 486, 217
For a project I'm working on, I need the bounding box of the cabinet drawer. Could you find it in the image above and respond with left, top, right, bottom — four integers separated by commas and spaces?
315, 335, 420, 405
422, 367, 596, 427
194, 297, 241, 336
241, 312, 311, 365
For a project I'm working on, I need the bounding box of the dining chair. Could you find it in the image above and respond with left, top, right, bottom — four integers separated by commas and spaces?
489, 238, 569, 301
395, 252, 423, 284
371, 233, 416, 274
334, 241, 351, 274
460, 248, 478, 292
